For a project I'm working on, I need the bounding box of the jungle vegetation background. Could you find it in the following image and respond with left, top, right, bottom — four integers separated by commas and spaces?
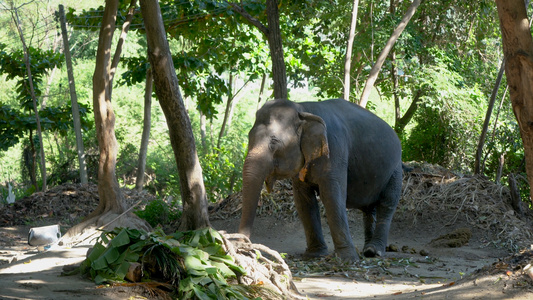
0, 0, 529, 217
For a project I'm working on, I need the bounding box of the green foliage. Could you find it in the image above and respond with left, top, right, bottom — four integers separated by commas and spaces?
201, 145, 245, 203
402, 60, 485, 171
484, 117, 524, 177
80, 227, 249, 299
0, 43, 63, 111
2, 0, 529, 215
0, 104, 34, 151
134, 199, 181, 227
0, 102, 92, 151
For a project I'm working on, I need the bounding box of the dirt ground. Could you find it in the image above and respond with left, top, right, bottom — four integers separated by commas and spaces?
1, 164, 533, 299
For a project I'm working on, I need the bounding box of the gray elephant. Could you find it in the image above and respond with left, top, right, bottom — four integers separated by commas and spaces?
239, 98, 402, 261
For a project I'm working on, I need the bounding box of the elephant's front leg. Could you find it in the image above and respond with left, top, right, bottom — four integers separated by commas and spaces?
292, 180, 328, 259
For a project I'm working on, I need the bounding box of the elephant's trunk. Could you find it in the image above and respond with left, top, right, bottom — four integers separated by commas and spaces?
239, 148, 273, 237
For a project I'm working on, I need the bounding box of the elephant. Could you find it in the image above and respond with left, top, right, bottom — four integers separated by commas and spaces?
238, 98, 403, 261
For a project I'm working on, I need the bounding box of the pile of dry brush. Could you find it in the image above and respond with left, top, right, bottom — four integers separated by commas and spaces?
400, 162, 533, 250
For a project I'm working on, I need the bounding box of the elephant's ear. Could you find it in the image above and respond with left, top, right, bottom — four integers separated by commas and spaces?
298, 112, 330, 181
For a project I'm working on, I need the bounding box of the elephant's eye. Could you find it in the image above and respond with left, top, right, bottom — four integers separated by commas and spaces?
269, 136, 281, 151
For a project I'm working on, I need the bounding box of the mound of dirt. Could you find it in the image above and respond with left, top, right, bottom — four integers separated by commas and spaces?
429, 227, 472, 248
0, 183, 155, 228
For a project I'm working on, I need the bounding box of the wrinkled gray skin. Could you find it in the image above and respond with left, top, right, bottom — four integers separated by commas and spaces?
238, 99, 402, 261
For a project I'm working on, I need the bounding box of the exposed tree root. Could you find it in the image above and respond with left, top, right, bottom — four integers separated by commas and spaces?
60, 209, 151, 247
220, 232, 304, 299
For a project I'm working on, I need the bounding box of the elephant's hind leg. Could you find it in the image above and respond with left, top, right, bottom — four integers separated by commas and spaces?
293, 180, 328, 259
363, 166, 402, 257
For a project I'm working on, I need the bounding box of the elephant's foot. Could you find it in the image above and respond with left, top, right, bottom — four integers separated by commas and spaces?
302, 246, 328, 260
363, 244, 384, 257
335, 246, 359, 262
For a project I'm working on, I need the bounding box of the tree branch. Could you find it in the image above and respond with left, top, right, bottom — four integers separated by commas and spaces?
227, 2, 269, 36
110, 0, 137, 85
359, 0, 422, 107
395, 88, 422, 134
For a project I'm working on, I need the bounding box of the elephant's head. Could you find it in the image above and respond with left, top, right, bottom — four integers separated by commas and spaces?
238, 99, 329, 237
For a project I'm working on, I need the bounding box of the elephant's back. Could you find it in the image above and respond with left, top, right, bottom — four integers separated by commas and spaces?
300, 99, 402, 203
300, 99, 401, 152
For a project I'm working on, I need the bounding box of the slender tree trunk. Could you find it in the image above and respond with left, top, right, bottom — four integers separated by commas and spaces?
359, 0, 422, 108
495, 0, 533, 201
135, 66, 153, 191
266, 0, 288, 99
42, 30, 61, 109
230, 2, 287, 99
257, 73, 267, 110
218, 72, 234, 149
200, 112, 207, 149
11, 4, 47, 191
28, 131, 37, 190
89, 0, 136, 218
390, 0, 400, 128
395, 89, 422, 135
62, 1, 151, 240
91, 0, 124, 216
482, 86, 510, 170
59, 4, 88, 185
474, 59, 506, 175
343, 0, 359, 101
140, 0, 210, 230
226, 93, 239, 130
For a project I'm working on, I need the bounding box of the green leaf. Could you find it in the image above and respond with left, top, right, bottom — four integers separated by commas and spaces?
212, 261, 236, 278
99, 232, 110, 244
115, 261, 130, 280
203, 244, 223, 256
111, 229, 131, 248
205, 266, 218, 275
190, 230, 202, 247
92, 255, 108, 271
192, 285, 213, 300
87, 243, 107, 263
104, 247, 121, 264
179, 277, 194, 292
124, 249, 140, 262
94, 274, 108, 285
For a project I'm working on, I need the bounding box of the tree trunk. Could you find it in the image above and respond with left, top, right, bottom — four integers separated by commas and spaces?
11, 4, 47, 191
135, 66, 153, 191
343, 0, 359, 101
230, 1, 287, 99
217, 72, 234, 149
508, 173, 523, 215
266, 0, 288, 99
495, 0, 533, 201
394, 89, 422, 135
359, 0, 422, 108
482, 86, 510, 170
257, 73, 267, 110
89, 0, 126, 217
200, 112, 207, 149
59, 4, 88, 185
62, 0, 150, 243
495, 153, 505, 183
390, 0, 400, 127
474, 59, 506, 175
140, 0, 210, 230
